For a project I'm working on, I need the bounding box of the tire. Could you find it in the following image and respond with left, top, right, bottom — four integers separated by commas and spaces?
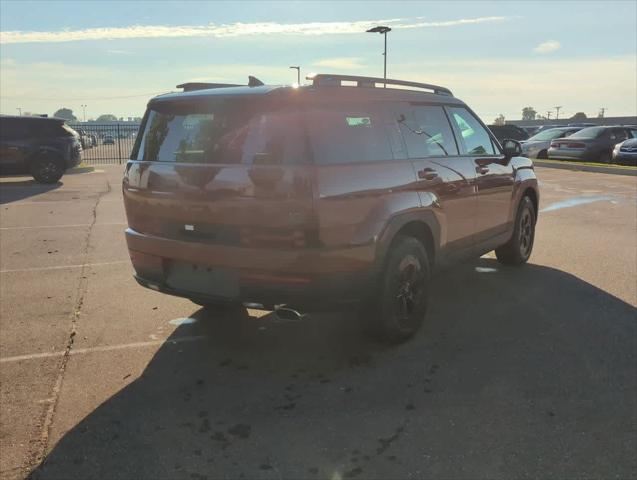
537, 149, 548, 159
364, 235, 430, 343
598, 151, 611, 163
495, 196, 536, 265
30, 154, 65, 184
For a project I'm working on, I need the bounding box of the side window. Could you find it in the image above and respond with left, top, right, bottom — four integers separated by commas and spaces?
305, 103, 394, 164
240, 110, 308, 165
610, 128, 628, 142
448, 107, 496, 155
629, 129, 637, 139
396, 105, 458, 158
0, 120, 28, 140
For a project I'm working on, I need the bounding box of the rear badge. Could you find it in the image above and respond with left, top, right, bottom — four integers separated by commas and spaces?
184, 224, 195, 231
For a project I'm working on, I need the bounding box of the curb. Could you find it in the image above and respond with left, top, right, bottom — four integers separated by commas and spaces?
534, 160, 637, 176
66, 166, 95, 175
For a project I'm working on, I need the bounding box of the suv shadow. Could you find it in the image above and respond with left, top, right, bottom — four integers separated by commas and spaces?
30, 260, 636, 479
0, 177, 61, 204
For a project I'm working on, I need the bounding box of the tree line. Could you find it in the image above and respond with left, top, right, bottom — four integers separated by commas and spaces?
49, 108, 140, 123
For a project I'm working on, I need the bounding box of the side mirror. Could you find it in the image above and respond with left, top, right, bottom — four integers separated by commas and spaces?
502, 139, 522, 157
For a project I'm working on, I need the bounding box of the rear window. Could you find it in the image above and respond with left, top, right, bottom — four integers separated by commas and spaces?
135, 100, 307, 165
528, 128, 573, 141
304, 103, 394, 164
569, 127, 606, 139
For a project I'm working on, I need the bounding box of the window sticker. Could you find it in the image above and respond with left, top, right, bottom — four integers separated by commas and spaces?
453, 113, 475, 138
346, 116, 372, 127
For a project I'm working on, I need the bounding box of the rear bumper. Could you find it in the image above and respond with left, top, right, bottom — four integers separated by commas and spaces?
125, 228, 377, 310
547, 147, 609, 162
612, 151, 637, 165
547, 148, 590, 160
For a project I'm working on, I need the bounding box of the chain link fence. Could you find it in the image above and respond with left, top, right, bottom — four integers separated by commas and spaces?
69, 123, 141, 164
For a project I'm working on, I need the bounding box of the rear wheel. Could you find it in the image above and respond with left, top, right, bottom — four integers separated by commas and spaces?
495, 196, 536, 265
30, 154, 65, 184
598, 151, 612, 163
364, 236, 430, 343
537, 149, 548, 159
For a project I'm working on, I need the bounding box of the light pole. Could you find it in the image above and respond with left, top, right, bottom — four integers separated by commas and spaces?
81, 104, 87, 123
16, 107, 22, 116
366, 25, 391, 86
289, 66, 300, 85
554, 106, 562, 119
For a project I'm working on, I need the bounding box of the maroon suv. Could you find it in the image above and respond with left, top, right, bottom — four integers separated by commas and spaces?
123, 74, 539, 342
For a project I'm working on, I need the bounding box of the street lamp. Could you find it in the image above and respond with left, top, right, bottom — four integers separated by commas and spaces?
81, 104, 87, 123
289, 66, 300, 85
366, 25, 391, 86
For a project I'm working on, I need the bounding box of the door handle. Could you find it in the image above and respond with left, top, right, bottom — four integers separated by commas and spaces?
418, 168, 438, 180
476, 165, 489, 175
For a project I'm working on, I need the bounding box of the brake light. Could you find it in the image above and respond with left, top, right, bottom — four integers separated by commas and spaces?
550, 141, 560, 148
566, 142, 585, 148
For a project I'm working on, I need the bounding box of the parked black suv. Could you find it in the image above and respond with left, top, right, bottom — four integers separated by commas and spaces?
488, 124, 529, 143
0, 116, 82, 183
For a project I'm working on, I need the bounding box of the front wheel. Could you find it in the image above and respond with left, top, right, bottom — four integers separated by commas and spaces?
364, 236, 430, 343
496, 196, 536, 265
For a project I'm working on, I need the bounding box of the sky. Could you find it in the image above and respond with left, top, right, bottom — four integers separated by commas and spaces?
0, 0, 635, 122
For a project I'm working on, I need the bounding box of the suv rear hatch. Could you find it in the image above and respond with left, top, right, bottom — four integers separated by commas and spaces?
124, 94, 316, 259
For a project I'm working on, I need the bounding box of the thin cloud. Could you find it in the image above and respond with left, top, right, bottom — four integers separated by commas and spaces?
106, 49, 132, 55
312, 57, 365, 70
534, 40, 561, 53
0, 16, 508, 44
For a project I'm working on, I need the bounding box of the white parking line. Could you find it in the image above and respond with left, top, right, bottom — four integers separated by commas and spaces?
2, 199, 123, 206
0, 335, 206, 364
0, 222, 127, 231
0, 260, 129, 274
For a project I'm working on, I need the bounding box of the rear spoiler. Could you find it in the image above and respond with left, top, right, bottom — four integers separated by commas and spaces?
176, 76, 265, 92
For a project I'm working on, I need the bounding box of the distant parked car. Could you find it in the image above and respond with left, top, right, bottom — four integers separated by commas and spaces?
520, 126, 541, 136
533, 124, 562, 134
548, 125, 637, 163
0, 116, 82, 183
567, 122, 597, 128
488, 124, 529, 143
521, 127, 583, 159
103, 135, 115, 145
76, 129, 92, 149
612, 138, 637, 166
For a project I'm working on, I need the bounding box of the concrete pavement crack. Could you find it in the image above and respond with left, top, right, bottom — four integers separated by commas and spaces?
25, 176, 113, 475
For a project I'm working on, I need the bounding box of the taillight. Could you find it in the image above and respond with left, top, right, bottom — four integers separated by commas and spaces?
566, 142, 585, 148
550, 141, 560, 148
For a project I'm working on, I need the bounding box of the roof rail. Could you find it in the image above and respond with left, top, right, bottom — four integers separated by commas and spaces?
176, 82, 241, 92
308, 74, 453, 96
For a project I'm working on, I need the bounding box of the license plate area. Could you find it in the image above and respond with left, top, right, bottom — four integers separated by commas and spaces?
165, 261, 239, 298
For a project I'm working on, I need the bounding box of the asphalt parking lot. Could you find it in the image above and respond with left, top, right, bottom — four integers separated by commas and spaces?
1, 165, 635, 479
